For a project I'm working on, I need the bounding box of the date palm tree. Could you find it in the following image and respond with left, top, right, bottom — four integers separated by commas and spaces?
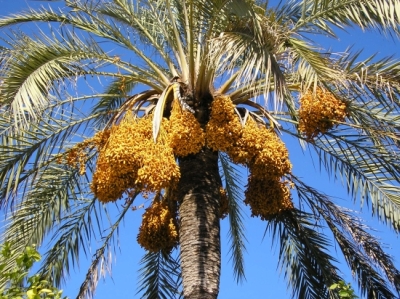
1, 0, 400, 298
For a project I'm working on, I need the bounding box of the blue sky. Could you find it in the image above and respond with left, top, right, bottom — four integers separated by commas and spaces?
1, 1, 400, 299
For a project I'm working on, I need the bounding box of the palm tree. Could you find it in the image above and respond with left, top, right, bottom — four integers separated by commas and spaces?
0, 0, 400, 298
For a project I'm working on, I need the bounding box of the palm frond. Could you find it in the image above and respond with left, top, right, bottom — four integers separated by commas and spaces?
0, 149, 105, 289
294, 177, 400, 298
0, 110, 102, 209
0, 163, 79, 288
194, 0, 264, 92
267, 209, 342, 299
312, 127, 400, 232
294, 0, 400, 37
97, 0, 179, 77
153, 84, 175, 141
37, 196, 104, 287
0, 4, 171, 85
0, 113, 105, 289
63, 0, 171, 84
338, 52, 400, 108
91, 77, 139, 128
345, 101, 400, 149
210, 8, 287, 105
137, 250, 182, 299
78, 195, 138, 299
0, 31, 109, 128
219, 153, 246, 283
288, 38, 344, 90
274, 0, 303, 25
164, 0, 189, 81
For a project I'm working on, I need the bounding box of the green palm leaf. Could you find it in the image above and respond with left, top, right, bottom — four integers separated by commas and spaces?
219, 153, 246, 283
0, 110, 102, 208
0, 32, 109, 128
312, 128, 400, 231
267, 209, 342, 299
137, 250, 182, 299
0, 160, 101, 288
294, 177, 400, 298
294, 0, 400, 36
78, 195, 138, 299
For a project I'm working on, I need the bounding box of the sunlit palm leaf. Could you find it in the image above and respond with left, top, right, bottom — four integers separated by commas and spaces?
0, 31, 110, 128
97, 0, 179, 76
0, 164, 77, 288
295, 0, 400, 37
0, 4, 171, 85
288, 38, 344, 90
38, 198, 102, 286
338, 52, 400, 108
210, 8, 287, 105
0, 153, 102, 286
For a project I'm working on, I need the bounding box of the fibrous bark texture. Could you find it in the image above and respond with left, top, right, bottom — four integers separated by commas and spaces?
178, 149, 221, 299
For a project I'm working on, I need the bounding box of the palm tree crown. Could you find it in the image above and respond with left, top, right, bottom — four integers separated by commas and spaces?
0, 0, 400, 298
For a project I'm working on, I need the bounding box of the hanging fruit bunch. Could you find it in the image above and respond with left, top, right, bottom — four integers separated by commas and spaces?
205, 96, 242, 152
90, 114, 180, 203
64, 93, 207, 202
241, 121, 293, 220
59, 92, 212, 251
244, 176, 293, 220
63, 91, 295, 233
298, 87, 347, 141
61, 129, 110, 176
206, 96, 294, 219
137, 196, 179, 253
168, 99, 205, 157
241, 122, 293, 219
227, 117, 260, 165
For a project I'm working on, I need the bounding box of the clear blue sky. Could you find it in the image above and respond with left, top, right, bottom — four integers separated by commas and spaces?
1, 1, 399, 299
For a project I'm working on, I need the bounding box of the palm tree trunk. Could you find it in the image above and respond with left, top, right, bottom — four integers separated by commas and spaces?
178, 148, 221, 299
